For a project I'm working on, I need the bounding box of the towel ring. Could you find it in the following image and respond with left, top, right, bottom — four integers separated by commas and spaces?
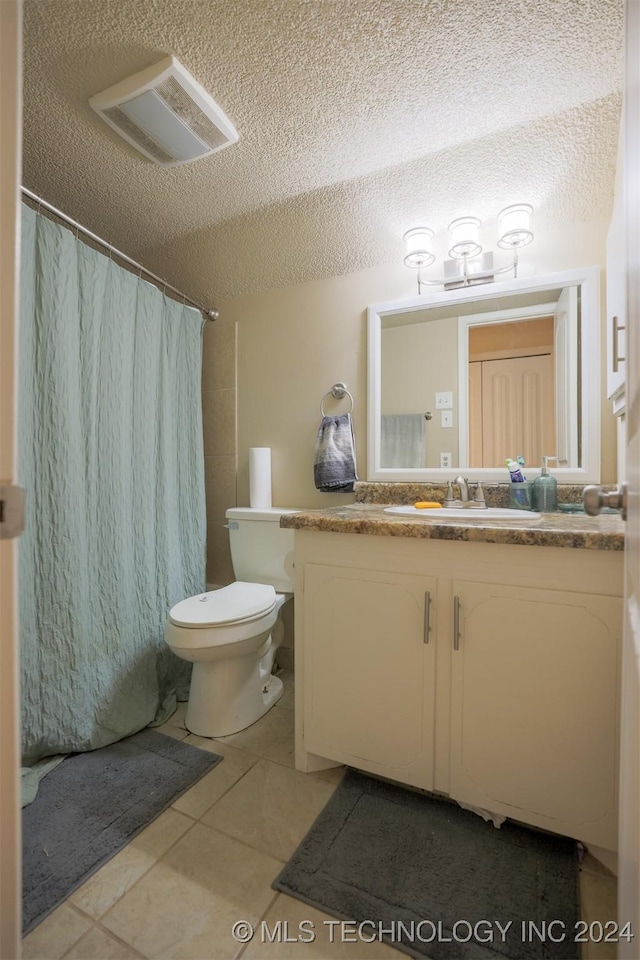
320, 382, 354, 416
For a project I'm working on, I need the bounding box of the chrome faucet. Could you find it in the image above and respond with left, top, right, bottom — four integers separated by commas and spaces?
454, 475, 470, 502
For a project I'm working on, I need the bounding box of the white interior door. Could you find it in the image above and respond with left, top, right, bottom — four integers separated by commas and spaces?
619, 0, 640, 950
0, 1, 23, 956
480, 354, 555, 468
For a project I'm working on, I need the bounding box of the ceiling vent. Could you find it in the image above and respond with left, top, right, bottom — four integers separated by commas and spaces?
89, 56, 239, 167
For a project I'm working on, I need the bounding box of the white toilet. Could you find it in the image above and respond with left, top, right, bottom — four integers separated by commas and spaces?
164, 507, 298, 738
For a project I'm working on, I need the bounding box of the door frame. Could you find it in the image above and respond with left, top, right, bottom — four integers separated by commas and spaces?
0, 1, 23, 955
619, 0, 640, 949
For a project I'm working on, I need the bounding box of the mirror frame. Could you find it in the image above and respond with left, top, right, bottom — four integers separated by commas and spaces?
367, 266, 601, 483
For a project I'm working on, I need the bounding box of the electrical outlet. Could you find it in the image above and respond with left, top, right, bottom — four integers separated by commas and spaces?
441, 410, 453, 428
435, 391, 453, 409
440, 452, 452, 468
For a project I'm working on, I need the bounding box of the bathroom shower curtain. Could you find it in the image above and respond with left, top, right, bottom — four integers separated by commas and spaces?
18, 204, 206, 784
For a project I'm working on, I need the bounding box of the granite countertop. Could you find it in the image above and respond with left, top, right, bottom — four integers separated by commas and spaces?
280, 503, 625, 551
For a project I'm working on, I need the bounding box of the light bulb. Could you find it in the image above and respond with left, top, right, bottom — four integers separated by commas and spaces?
498, 203, 533, 248
448, 217, 481, 259
403, 227, 435, 268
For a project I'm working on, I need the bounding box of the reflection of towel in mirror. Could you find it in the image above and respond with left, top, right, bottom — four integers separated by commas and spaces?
381, 414, 426, 468
313, 413, 359, 492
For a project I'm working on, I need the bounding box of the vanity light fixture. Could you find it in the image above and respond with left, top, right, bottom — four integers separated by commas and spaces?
403, 203, 534, 292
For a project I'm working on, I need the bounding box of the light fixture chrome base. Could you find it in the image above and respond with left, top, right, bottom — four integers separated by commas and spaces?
416, 248, 520, 294
443, 252, 495, 290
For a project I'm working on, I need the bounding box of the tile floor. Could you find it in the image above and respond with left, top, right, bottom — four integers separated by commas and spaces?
22, 670, 618, 960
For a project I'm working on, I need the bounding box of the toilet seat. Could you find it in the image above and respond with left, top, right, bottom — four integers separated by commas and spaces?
169, 581, 277, 628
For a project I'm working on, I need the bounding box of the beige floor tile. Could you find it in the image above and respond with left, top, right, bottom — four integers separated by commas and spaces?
260, 733, 296, 769
62, 925, 143, 959
172, 738, 258, 819
22, 903, 92, 960
214, 705, 295, 759
201, 759, 336, 862
579, 869, 618, 922
258, 706, 295, 768
101, 822, 281, 960
241, 894, 403, 959
311, 765, 347, 786
70, 809, 194, 919
150, 721, 190, 741
579, 869, 618, 960
580, 850, 617, 880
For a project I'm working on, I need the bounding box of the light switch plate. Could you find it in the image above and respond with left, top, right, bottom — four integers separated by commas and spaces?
435, 391, 453, 409
441, 410, 453, 428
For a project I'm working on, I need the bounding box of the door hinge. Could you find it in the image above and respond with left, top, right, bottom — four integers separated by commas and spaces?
0, 485, 25, 539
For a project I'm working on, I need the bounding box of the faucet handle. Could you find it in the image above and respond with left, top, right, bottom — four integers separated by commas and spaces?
469, 481, 487, 508
443, 480, 460, 507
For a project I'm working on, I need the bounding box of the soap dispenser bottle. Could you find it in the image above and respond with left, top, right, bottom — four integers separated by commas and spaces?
532, 456, 558, 512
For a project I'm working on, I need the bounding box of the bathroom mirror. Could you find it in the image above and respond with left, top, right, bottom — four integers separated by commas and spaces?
367, 266, 601, 483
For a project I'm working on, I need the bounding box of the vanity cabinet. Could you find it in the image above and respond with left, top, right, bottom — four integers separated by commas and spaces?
295, 531, 622, 851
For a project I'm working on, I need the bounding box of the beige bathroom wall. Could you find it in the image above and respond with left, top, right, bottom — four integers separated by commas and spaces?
218, 262, 413, 510
203, 217, 615, 513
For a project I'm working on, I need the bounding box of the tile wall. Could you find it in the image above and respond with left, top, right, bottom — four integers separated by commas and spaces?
202, 316, 237, 586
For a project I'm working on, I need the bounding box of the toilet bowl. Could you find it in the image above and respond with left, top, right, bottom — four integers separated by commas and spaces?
164, 507, 299, 737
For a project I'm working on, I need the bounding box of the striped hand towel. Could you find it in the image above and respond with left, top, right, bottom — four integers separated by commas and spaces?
313, 413, 358, 492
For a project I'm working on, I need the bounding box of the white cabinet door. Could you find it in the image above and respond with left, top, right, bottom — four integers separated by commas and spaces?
449, 581, 621, 848
302, 563, 437, 790
607, 121, 626, 402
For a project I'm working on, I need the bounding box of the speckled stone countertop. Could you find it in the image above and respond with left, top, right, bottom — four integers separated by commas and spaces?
280, 503, 625, 551
352, 480, 616, 507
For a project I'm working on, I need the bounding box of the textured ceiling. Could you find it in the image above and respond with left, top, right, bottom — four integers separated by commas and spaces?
22, 0, 624, 304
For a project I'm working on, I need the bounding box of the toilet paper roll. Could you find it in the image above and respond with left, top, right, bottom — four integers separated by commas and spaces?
249, 447, 272, 509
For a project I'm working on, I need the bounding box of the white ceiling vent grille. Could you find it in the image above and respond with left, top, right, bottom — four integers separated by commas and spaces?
89, 56, 239, 167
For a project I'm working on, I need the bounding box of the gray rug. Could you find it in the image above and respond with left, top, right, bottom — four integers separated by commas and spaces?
273, 770, 580, 960
22, 728, 221, 934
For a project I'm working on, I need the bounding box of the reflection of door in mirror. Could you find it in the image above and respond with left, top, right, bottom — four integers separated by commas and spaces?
468, 317, 555, 467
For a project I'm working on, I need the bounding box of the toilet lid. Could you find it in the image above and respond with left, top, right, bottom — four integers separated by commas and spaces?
169, 582, 277, 627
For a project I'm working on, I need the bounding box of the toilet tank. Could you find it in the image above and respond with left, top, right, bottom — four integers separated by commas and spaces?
225, 507, 300, 592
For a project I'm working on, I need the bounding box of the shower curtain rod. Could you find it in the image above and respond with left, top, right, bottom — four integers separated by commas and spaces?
20, 186, 218, 322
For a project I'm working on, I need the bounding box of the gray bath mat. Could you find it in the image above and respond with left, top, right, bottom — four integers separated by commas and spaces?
22, 728, 221, 934
273, 770, 580, 960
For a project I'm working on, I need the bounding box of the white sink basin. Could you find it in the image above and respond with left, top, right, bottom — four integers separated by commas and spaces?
384, 506, 542, 521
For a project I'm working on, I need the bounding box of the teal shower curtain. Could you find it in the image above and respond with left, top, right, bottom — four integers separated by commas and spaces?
18, 204, 206, 782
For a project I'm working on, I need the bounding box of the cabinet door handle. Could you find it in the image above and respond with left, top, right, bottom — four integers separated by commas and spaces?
453, 595, 461, 651
613, 315, 626, 372
423, 591, 431, 643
